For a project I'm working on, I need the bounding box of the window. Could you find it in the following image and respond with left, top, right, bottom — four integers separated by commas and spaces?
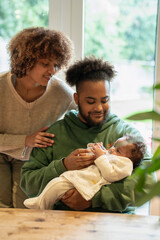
84, 0, 159, 153
0, 0, 49, 73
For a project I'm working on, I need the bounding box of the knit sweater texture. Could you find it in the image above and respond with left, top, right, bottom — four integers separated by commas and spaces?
0, 72, 76, 160
21, 110, 156, 213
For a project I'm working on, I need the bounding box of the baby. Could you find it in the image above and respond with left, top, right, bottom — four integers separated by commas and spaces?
24, 135, 146, 210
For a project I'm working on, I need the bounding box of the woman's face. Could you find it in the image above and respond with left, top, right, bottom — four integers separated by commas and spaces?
26, 58, 59, 86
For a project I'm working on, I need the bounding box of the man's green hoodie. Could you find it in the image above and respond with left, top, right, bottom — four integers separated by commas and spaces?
20, 110, 155, 213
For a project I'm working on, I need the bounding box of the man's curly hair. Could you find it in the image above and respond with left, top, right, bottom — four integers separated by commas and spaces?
8, 27, 74, 78
66, 56, 116, 89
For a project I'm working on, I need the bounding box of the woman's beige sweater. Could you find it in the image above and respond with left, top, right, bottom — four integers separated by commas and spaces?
0, 72, 76, 160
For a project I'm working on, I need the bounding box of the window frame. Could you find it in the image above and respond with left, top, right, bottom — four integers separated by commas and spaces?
49, 0, 84, 60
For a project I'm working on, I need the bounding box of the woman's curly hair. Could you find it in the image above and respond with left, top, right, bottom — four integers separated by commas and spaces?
8, 27, 74, 78
66, 56, 116, 88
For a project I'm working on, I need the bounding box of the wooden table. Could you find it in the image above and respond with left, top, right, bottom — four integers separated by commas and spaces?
0, 208, 159, 240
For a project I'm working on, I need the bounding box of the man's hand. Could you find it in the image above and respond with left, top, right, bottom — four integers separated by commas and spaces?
25, 126, 55, 148
63, 148, 95, 170
61, 188, 92, 210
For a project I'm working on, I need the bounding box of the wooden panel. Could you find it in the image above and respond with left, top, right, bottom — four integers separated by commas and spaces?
0, 208, 159, 240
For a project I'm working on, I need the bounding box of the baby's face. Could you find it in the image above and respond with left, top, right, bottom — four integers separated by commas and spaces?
108, 137, 134, 158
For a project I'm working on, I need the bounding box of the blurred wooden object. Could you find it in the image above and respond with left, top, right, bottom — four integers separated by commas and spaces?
150, 170, 160, 216
0, 208, 159, 240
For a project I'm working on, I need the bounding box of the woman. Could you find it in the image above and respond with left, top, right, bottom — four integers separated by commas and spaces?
0, 27, 76, 208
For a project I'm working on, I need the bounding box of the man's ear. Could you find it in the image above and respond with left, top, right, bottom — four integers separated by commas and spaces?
74, 93, 78, 105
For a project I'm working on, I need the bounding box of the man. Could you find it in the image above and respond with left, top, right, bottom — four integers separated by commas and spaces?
20, 56, 155, 213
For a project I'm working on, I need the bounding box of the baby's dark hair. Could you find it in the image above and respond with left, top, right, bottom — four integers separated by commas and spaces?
125, 134, 146, 168
8, 27, 74, 78
66, 56, 116, 90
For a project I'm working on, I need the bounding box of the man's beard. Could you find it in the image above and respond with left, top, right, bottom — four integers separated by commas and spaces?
78, 104, 108, 127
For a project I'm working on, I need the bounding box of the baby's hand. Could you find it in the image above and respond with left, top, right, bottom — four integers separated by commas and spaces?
91, 143, 106, 159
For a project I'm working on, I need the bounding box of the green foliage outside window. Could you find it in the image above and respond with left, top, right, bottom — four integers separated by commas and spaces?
0, 0, 48, 40
85, 0, 157, 62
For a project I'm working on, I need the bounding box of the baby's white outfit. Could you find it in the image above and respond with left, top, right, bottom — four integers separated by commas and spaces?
24, 151, 133, 210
